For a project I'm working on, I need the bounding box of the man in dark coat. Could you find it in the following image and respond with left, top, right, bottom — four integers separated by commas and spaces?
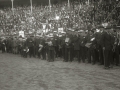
94, 27, 104, 65
73, 35, 81, 62
34, 36, 40, 58
54, 35, 59, 58
57, 36, 62, 58
26, 35, 34, 58
80, 35, 87, 63
101, 27, 114, 69
8, 37, 13, 53
69, 34, 74, 62
61, 35, 66, 61
1, 38, 6, 53
41, 37, 47, 60
64, 34, 71, 62
47, 36, 55, 62
112, 29, 119, 66
85, 30, 97, 64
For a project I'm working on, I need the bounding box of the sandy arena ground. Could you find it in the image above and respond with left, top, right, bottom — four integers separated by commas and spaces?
0, 52, 120, 90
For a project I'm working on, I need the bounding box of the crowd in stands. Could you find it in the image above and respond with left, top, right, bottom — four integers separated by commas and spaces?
0, 0, 119, 36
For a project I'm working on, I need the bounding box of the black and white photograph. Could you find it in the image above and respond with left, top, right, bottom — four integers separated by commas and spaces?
0, 0, 120, 90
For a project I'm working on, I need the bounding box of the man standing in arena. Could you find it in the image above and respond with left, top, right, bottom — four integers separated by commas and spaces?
101, 27, 114, 69
26, 35, 34, 58
48, 35, 55, 62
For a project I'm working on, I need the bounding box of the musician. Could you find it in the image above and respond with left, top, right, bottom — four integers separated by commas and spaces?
13, 37, 18, 54
18, 36, 23, 55
101, 27, 114, 69
5, 37, 10, 53
57, 35, 62, 58
112, 29, 119, 66
64, 34, 71, 62
80, 35, 87, 63
26, 35, 34, 58
34, 35, 40, 58
38, 43, 43, 59
23, 46, 29, 58
1, 38, 6, 53
69, 34, 74, 62
54, 35, 59, 58
85, 30, 96, 64
41, 36, 47, 60
48, 35, 55, 62
94, 26, 104, 65
61, 35, 66, 61
73, 34, 81, 62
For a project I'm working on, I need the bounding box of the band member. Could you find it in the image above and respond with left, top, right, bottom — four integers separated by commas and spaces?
85, 30, 96, 64
26, 35, 34, 58
73, 34, 81, 62
1, 38, 6, 53
48, 36, 55, 62
80, 36, 87, 63
94, 27, 104, 65
64, 34, 70, 62
38, 43, 43, 59
23, 46, 29, 58
112, 29, 119, 66
41, 37, 47, 60
101, 27, 114, 69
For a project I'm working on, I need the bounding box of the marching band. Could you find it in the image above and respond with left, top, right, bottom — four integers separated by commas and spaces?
0, 0, 120, 69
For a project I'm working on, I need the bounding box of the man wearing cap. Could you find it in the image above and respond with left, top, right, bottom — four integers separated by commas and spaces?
85, 30, 96, 64
9, 37, 13, 53
112, 27, 119, 66
26, 35, 34, 58
34, 35, 40, 58
6, 37, 10, 53
41, 36, 47, 60
48, 35, 55, 62
57, 35, 62, 58
94, 26, 104, 65
18, 36, 23, 55
61, 34, 66, 61
1, 38, 6, 53
69, 34, 74, 62
54, 35, 59, 58
64, 34, 71, 62
37, 37, 44, 59
13, 37, 18, 54
73, 34, 81, 62
80, 35, 87, 63
101, 27, 114, 69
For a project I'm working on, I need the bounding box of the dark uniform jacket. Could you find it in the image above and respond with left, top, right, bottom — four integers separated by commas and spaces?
101, 31, 114, 50
48, 39, 55, 50
73, 36, 80, 50
26, 37, 34, 47
86, 34, 96, 49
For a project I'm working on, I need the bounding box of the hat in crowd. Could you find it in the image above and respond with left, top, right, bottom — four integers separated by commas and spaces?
91, 28, 96, 31
53, 31, 57, 33
90, 30, 94, 33
68, 28, 74, 31
48, 33, 54, 38
78, 30, 84, 33
97, 25, 104, 29
30, 35, 34, 37
36, 35, 39, 37
104, 26, 112, 30
112, 25, 120, 29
